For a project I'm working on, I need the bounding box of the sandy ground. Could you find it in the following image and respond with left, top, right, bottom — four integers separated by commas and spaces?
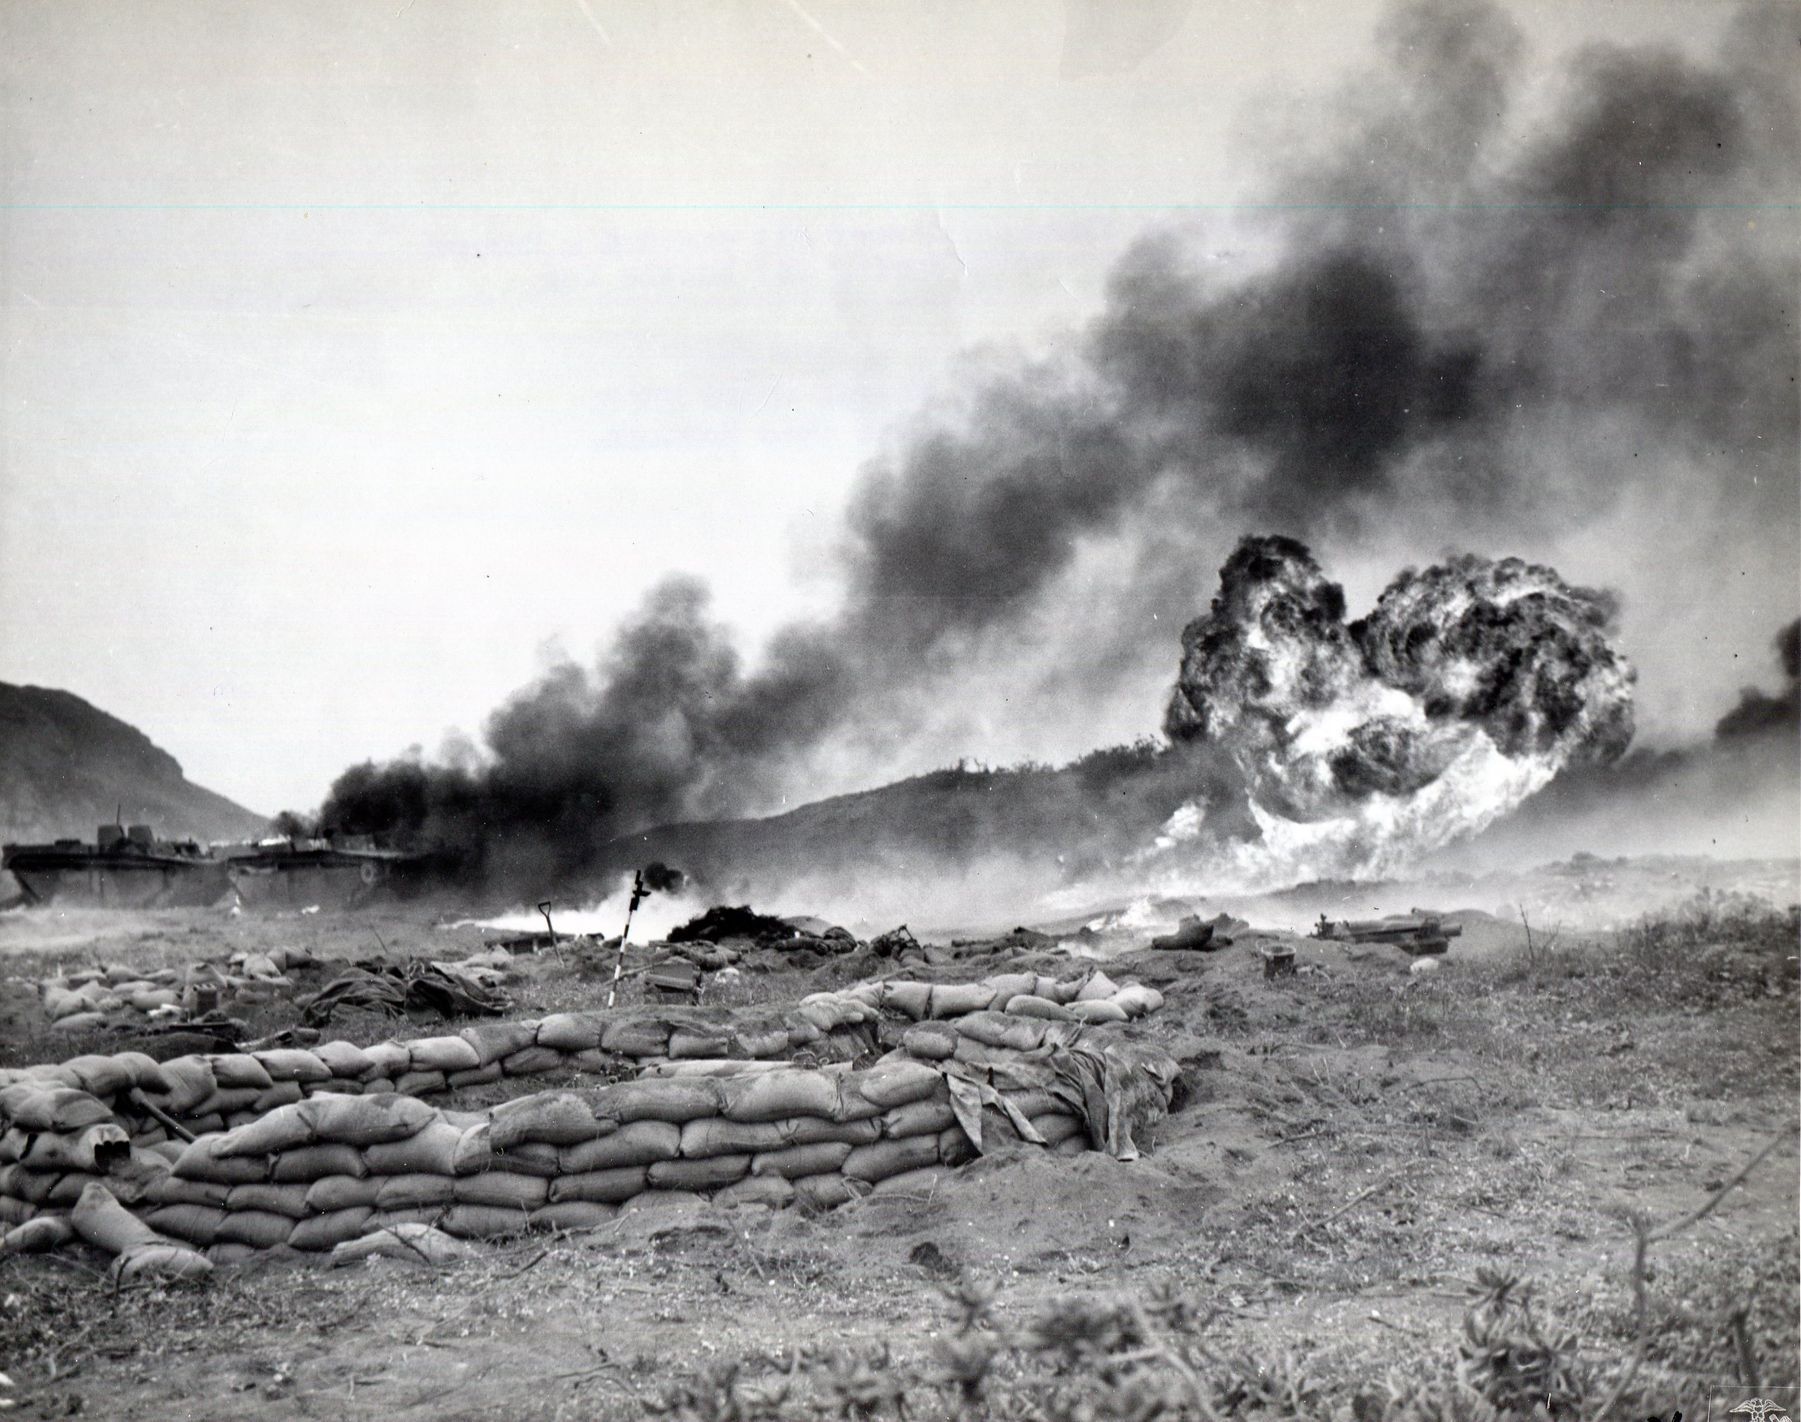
0, 876, 1795, 1421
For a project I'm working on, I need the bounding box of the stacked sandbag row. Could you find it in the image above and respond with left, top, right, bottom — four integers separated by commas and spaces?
847, 967, 1164, 1027
138, 1058, 978, 1254
0, 1077, 141, 1229
0, 996, 892, 1149
9, 964, 1164, 1135
39, 948, 314, 1032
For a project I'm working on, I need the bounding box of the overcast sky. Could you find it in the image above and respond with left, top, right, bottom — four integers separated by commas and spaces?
1, 0, 1791, 818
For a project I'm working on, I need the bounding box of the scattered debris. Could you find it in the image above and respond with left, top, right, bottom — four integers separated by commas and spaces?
668, 905, 800, 946
1311, 914, 1461, 956
299, 955, 512, 1025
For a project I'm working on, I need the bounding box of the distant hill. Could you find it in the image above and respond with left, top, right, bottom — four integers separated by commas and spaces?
592, 744, 1252, 922
0, 683, 268, 847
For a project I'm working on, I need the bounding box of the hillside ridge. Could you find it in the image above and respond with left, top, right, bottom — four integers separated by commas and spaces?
0, 682, 267, 845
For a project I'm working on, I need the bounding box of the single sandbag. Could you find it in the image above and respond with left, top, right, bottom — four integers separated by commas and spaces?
927, 982, 997, 1019
879, 981, 932, 1020
173, 1136, 270, 1185
791, 1172, 862, 1210
272, 1143, 367, 1183
254, 1049, 332, 1083
716, 1174, 795, 1209
115, 1242, 213, 1280
459, 1021, 540, 1065
1, 1216, 75, 1255
144, 1204, 227, 1247
0, 1084, 114, 1133
881, 1098, 958, 1140
1110, 984, 1163, 1018
306, 1174, 384, 1213
668, 1027, 734, 1059
494, 1141, 562, 1177
843, 1135, 940, 1184
401, 1036, 475, 1065
852, 1060, 943, 1110
938, 1123, 977, 1166
331, 1222, 470, 1266
732, 1027, 792, 1059
209, 1055, 276, 1091
313, 1041, 375, 1079
148, 1057, 217, 1115
1031, 1112, 1086, 1147
718, 1071, 838, 1124
1068, 998, 1129, 1025
488, 1093, 603, 1150
448, 1123, 496, 1175
215, 1209, 294, 1249
22, 1123, 130, 1174
213, 1103, 314, 1158
680, 1117, 793, 1158
1005, 995, 1075, 1022
441, 1204, 529, 1240
647, 1154, 750, 1191
206, 1242, 258, 1266
149, 1174, 232, 1208
396, 1069, 447, 1096
70, 1179, 161, 1255
359, 1041, 413, 1079
253, 1082, 306, 1113
502, 1046, 561, 1077
533, 1014, 602, 1053
597, 1078, 721, 1126
560, 1120, 678, 1172
62, 1054, 134, 1099
549, 1165, 649, 1205
364, 1119, 464, 1175
226, 1182, 312, 1219
289, 1206, 375, 1251
900, 1024, 957, 1061
300, 1092, 437, 1146
783, 1117, 881, 1148
453, 1172, 548, 1209
599, 1018, 671, 1057
750, 1141, 853, 1179
983, 972, 1037, 1000
195, 1086, 264, 1119
376, 1173, 457, 1210
954, 1012, 1045, 1053
1074, 970, 1120, 1003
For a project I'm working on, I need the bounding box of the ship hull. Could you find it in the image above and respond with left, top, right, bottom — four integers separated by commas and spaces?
228, 854, 418, 910
7, 858, 230, 908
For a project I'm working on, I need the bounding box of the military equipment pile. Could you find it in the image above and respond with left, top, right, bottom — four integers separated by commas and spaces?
0, 966, 1175, 1277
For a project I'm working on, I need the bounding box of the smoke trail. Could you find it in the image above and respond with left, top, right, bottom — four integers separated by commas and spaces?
313, 1, 1795, 891
1716, 617, 1801, 740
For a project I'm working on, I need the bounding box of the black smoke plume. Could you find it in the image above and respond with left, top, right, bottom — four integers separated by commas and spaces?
314, 1, 1795, 892
1717, 618, 1801, 740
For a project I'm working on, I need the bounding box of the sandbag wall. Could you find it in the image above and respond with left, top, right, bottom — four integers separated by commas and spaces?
0, 968, 1173, 1268
3, 1028, 1174, 1271
2, 967, 1164, 1156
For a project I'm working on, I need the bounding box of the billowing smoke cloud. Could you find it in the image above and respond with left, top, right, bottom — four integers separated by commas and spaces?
1717, 618, 1801, 740
1145, 535, 1633, 884
315, 1, 1795, 893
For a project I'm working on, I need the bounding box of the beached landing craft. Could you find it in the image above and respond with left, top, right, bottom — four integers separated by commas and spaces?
1, 824, 230, 908
225, 834, 428, 910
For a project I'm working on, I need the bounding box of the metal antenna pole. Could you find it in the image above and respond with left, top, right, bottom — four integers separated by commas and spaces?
607, 871, 646, 1009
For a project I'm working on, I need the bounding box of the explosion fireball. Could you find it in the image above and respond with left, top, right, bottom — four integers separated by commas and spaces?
1151, 536, 1635, 887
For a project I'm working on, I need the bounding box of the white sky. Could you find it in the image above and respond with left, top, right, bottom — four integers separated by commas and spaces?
0, 0, 1778, 816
